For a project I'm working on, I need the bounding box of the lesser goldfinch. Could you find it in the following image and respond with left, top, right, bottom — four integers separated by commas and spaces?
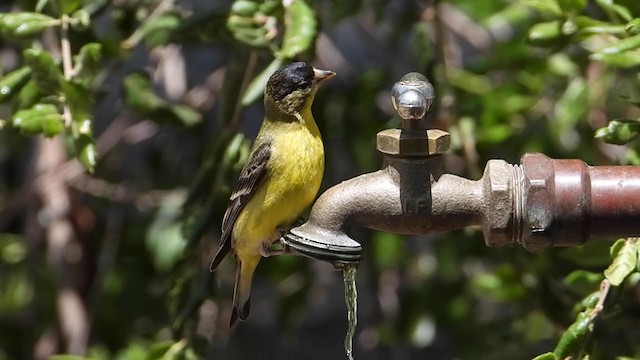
210, 62, 335, 326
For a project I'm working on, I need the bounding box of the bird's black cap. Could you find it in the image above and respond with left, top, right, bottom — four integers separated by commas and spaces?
266, 62, 314, 102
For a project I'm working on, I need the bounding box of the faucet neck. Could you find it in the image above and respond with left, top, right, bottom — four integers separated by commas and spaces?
383, 154, 444, 183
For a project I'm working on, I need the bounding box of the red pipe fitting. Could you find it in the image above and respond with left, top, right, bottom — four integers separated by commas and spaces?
520, 153, 640, 252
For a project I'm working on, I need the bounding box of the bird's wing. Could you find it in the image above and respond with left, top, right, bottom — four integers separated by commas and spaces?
209, 140, 272, 271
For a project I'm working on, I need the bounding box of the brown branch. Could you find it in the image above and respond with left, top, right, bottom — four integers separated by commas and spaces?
34, 137, 89, 355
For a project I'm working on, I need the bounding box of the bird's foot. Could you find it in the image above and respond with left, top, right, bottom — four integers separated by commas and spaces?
261, 220, 304, 258
259, 240, 290, 258
260, 227, 291, 258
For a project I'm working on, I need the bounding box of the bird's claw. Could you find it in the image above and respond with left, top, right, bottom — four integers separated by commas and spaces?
260, 236, 291, 258
261, 222, 304, 258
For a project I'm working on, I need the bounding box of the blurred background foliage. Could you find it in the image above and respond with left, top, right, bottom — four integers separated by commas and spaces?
1, 0, 640, 359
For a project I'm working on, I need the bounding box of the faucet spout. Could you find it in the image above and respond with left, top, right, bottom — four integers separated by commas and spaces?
282, 155, 513, 268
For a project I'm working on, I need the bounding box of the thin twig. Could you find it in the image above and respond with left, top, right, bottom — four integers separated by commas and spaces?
593, 279, 611, 314
60, 15, 74, 127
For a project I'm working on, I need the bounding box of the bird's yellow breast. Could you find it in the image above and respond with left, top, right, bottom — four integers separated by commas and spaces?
232, 112, 324, 255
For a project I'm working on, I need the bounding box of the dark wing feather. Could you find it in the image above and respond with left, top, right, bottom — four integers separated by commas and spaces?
209, 140, 271, 271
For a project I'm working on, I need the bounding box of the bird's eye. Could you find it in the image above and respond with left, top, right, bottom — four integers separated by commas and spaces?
267, 62, 314, 101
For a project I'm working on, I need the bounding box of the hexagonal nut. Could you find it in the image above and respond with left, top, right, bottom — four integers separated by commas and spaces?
521, 153, 555, 252
377, 129, 402, 155
376, 129, 450, 156
482, 159, 514, 247
427, 129, 450, 155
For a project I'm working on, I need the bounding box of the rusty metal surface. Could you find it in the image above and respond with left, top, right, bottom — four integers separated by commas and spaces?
590, 166, 640, 237
521, 153, 640, 251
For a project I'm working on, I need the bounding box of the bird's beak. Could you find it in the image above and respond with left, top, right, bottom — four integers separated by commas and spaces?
313, 68, 336, 84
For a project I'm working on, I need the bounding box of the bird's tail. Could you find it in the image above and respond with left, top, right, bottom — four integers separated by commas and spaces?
230, 254, 260, 327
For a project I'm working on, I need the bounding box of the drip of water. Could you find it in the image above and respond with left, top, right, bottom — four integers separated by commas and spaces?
343, 266, 358, 360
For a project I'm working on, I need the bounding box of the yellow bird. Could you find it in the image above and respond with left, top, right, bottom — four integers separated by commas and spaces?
210, 62, 335, 326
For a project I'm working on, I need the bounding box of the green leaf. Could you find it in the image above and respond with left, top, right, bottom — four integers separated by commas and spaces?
168, 104, 202, 127
523, 0, 562, 16
0, 12, 59, 39
14, 80, 43, 109
574, 15, 614, 28
230, 0, 259, 17
595, 0, 632, 22
577, 23, 626, 36
558, 0, 586, 14
227, 23, 271, 47
61, 80, 93, 124
627, 18, 640, 35
610, 238, 626, 258
478, 123, 512, 144
146, 194, 187, 272
590, 51, 640, 68
11, 104, 64, 137
564, 270, 603, 295
554, 312, 593, 358
226, 0, 281, 49
528, 21, 562, 43
146, 340, 173, 358
604, 238, 638, 286
64, 78, 97, 172
0, 233, 27, 265
73, 43, 102, 85
559, 239, 617, 267
35, 0, 50, 13
278, 0, 317, 58
577, 292, 600, 311
73, 128, 97, 173
532, 353, 558, 360
547, 53, 578, 76
140, 12, 182, 47
69, 9, 91, 31
554, 77, 587, 128
595, 119, 640, 145
241, 57, 283, 105
123, 72, 165, 111
447, 67, 492, 94
598, 35, 640, 55
0, 66, 32, 103
23, 48, 62, 94
259, 0, 283, 16
123, 72, 202, 127
61, 0, 83, 15
76, 142, 97, 173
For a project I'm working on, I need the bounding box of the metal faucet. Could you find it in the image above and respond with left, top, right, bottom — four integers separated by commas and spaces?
281, 72, 640, 268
